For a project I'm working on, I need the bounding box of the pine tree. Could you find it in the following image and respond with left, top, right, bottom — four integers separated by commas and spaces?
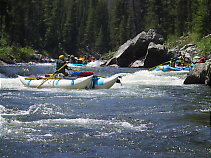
63, 0, 78, 55
6, 0, 29, 46
94, 0, 109, 54
95, 26, 105, 54
194, 0, 211, 37
110, 0, 129, 50
1, 0, 210, 59
77, 0, 89, 53
119, 16, 127, 44
0, 0, 7, 33
84, 0, 96, 52
145, 0, 163, 31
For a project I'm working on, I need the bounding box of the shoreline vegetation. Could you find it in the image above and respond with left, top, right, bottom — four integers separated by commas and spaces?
166, 33, 211, 59
0, 33, 210, 65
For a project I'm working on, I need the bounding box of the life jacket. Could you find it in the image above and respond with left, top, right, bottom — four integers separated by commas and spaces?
56, 59, 66, 73
81, 71, 94, 76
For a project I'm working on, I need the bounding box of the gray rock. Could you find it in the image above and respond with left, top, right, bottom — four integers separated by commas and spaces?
205, 60, 211, 87
129, 60, 144, 68
184, 62, 211, 85
143, 42, 170, 68
0, 58, 16, 64
0, 60, 8, 65
104, 31, 148, 67
30, 53, 43, 61
104, 29, 169, 67
29, 53, 53, 63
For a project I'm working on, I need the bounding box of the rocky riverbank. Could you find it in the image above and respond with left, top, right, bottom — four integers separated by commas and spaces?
1, 29, 210, 87
104, 29, 210, 68
184, 60, 211, 87
0, 53, 54, 65
103, 29, 210, 87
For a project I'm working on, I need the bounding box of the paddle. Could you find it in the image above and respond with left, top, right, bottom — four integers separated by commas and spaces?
149, 60, 170, 71
94, 74, 107, 78
36, 63, 67, 88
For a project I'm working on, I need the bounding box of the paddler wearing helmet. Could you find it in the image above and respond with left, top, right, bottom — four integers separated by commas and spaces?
56, 55, 70, 76
198, 58, 206, 63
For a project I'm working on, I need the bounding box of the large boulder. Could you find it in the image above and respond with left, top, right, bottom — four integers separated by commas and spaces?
104, 31, 148, 67
29, 53, 53, 63
29, 53, 43, 61
141, 42, 170, 68
104, 29, 170, 68
184, 61, 211, 86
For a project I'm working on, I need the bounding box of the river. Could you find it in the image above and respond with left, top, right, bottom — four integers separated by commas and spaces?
0, 63, 210, 158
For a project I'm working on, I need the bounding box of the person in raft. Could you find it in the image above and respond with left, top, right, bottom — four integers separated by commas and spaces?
56, 55, 71, 76
198, 58, 206, 63
169, 58, 176, 67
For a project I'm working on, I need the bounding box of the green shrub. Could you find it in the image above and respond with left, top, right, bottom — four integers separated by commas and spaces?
166, 33, 202, 49
197, 37, 211, 56
12, 46, 35, 61
0, 46, 13, 59
0, 37, 8, 47
101, 50, 116, 59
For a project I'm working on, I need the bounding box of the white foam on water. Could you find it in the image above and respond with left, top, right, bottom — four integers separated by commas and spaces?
1, 107, 147, 139
35, 63, 55, 66
0, 69, 189, 92
118, 70, 187, 86
0, 103, 65, 119
87, 60, 106, 67
0, 103, 65, 138
27, 103, 65, 116
0, 77, 23, 90
0, 114, 6, 135
30, 118, 147, 133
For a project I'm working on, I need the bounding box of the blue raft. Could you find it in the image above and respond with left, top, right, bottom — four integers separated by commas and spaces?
67, 63, 87, 67
154, 64, 194, 72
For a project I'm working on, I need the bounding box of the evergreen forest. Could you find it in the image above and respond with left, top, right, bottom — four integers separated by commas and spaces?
0, 0, 210, 59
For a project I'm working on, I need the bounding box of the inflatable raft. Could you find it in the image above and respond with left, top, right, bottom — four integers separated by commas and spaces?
67, 63, 87, 67
19, 75, 120, 89
19, 75, 93, 89
88, 76, 120, 89
154, 65, 193, 72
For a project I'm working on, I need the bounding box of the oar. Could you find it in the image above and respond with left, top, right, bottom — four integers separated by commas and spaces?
36, 63, 67, 88
94, 74, 107, 78
149, 60, 170, 71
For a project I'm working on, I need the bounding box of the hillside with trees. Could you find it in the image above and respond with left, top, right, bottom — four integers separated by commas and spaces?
0, 0, 210, 61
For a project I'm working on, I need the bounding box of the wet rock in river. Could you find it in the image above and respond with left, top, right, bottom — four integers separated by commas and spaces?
184, 60, 211, 87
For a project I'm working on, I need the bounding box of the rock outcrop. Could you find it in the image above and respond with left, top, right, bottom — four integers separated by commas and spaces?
0, 54, 16, 64
168, 43, 201, 63
0, 60, 8, 65
29, 53, 53, 63
0, 53, 54, 65
184, 60, 211, 87
104, 29, 172, 68
141, 42, 170, 68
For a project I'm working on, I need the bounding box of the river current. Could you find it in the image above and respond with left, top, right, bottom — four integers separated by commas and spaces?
0, 63, 210, 158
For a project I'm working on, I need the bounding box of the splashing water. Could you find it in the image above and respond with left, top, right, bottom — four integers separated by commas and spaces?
0, 65, 210, 158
